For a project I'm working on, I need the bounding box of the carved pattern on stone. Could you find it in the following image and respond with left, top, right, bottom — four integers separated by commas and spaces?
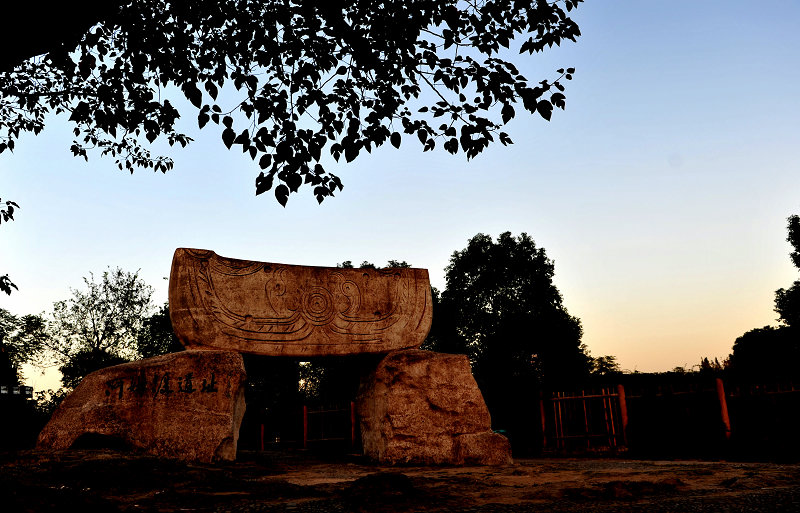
169, 249, 432, 356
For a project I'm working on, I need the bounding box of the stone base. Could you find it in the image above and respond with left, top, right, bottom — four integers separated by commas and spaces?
357, 349, 512, 465
37, 350, 246, 463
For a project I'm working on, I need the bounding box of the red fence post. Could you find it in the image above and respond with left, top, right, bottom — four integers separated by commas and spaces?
260, 423, 264, 451
716, 378, 732, 440
617, 384, 629, 446
539, 392, 547, 449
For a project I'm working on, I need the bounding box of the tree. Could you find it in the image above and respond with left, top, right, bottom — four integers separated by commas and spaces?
430, 232, 590, 452
0, 308, 49, 384
728, 326, 800, 382
591, 355, 622, 378
774, 214, 800, 327
435, 232, 590, 384
0, 309, 23, 386
135, 303, 183, 359
39, 267, 154, 387
728, 214, 800, 381
1, 0, 583, 206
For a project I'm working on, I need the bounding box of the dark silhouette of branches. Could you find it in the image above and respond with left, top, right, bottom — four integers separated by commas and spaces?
0, 0, 584, 205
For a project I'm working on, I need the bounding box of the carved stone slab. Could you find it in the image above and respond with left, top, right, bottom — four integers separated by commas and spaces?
169, 248, 433, 356
36, 350, 246, 463
357, 349, 512, 465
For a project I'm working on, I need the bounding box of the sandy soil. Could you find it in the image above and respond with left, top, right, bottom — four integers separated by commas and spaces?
3, 449, 800, 512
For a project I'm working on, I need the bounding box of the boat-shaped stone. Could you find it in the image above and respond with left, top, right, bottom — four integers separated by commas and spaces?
168, 248, 433, 356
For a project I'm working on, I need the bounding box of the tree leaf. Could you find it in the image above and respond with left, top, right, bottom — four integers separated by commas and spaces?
182, 83, 203, 108
275, 184, 290, 207
501, 104, 515, 124
198, 112, 210, 129
222, 128, 235, 149
536, 100, 552, 121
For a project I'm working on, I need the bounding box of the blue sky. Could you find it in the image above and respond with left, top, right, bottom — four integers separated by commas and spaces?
2, 1, 799, 389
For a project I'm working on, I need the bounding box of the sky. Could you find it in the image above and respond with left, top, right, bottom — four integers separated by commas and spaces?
2, 1, 799, 390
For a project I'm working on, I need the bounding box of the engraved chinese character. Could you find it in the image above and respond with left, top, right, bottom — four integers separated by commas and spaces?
128, 372, 148, 396
153, 372, 173, 397
105, 378, 125, 399
201, 373, 218, 393
178, 372, 195, 393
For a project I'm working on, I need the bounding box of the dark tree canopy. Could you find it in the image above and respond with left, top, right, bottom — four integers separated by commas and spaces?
775, 214, 800, 328
728, 326, 800, 382
428, 232, 590, 453
18, 267, 157, 388
135, 303, 184, 359
9, 270, 183, 389
787, 214, 800, 270
0, 0, 583, 205
435, 232, 590, 388
775, 281, 800, 328
0, 309, 49, 384
728, 214, 800, 382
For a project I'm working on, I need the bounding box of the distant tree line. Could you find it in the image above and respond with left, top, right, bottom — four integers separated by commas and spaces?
0, 268, 181, 411
651, 213, 800, 385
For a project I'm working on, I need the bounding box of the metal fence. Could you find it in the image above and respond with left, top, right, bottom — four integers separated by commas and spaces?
543, 386, 628, 453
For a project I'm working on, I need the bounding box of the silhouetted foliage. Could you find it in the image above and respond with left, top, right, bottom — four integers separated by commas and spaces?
0, 309, 54, 449
0, 198, 18, 224
0, 308, 48, 384
59, 348, 129, 389
728, 326, 800, 382
136, 303, 183, 359
28, 268, 154, 387
427, 232, 590, 453
433, 232, 591, 386
698, 356, 725, 377
728, 214, 800, 382
775, 284, 800, 328
3, 274, 184, 391
787, 214, 800, 269
0, 0, 583, 205
0, 309, 23, 385
0, 197, 19, 294
774, 214, 800, 328
591, 355, 622, 378
0, 275, 15, 296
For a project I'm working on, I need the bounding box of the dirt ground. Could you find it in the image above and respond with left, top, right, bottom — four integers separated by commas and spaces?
3, 449, 800, 512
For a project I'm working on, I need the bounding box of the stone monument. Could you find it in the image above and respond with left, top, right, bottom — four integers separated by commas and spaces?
37, 350, 246, 462
358, 349, 512, 465
37, 248, 511, 465
169, 248, 432, 356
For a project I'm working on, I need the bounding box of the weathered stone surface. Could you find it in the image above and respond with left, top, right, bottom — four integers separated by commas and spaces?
357, 349, 512, 465
454, 432, 513, 466
169, 248, 433, 357
37, 350, 246, 463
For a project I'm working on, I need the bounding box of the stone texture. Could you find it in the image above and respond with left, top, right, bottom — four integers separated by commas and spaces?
357, 349, 512, 465
37, 350, 246, 463
454, 432, 513, 466
169, 248, 433, 357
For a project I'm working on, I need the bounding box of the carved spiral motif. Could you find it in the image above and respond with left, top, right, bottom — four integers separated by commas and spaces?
301, 286, 336, 325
